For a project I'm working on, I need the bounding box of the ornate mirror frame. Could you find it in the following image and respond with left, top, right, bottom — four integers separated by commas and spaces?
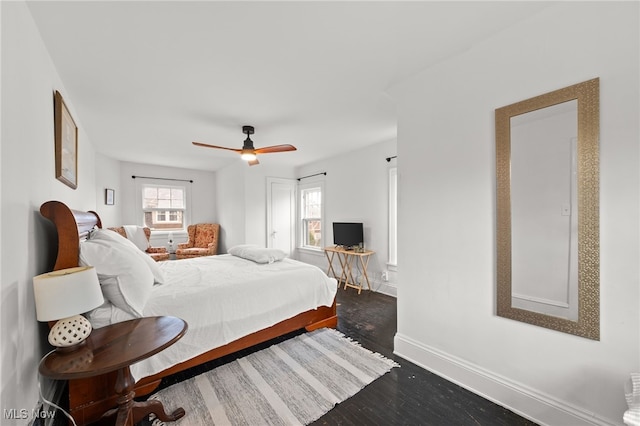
495, 78, 600, 340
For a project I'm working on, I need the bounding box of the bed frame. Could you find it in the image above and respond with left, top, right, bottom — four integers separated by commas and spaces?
39, 200, 338, 425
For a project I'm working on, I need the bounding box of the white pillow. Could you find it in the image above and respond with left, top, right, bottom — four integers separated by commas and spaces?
228, 245, 287, 264
91, 228, 165, 285
123, 225, 150, 251
79, 237, 154, 317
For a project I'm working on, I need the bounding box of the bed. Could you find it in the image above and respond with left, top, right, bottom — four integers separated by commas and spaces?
39, 200, 338, 425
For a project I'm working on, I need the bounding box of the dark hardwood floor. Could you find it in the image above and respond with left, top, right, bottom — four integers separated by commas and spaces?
67, 288, 537, 426
316, 288, 537, 426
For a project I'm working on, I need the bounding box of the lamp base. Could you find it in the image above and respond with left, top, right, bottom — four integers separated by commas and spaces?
55, 340, 88, 354
48, 314, 92, 349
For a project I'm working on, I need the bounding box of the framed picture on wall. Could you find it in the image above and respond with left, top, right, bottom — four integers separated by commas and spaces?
54, 91, 78, 189
105, 188, 115, 205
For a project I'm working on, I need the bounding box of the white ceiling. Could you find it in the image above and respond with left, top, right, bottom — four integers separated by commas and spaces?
26, 1, 552, 171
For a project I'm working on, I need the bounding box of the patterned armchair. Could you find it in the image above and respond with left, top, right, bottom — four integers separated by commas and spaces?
175, 223, 220, 259
107, 226, 170, 262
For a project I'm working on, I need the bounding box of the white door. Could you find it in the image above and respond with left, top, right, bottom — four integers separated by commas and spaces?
266, 178, 296, 256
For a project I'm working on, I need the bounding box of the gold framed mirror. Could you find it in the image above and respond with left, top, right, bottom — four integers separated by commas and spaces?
495, 78, 599, 340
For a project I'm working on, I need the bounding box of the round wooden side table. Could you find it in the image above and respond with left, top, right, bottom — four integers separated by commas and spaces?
40, 316, 188, 426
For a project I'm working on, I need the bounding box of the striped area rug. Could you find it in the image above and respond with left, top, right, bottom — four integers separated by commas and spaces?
148, 328, 399, 425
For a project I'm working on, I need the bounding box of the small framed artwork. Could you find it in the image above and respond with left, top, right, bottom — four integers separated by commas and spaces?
54, 91, 78, 189
105, 188, 115, 205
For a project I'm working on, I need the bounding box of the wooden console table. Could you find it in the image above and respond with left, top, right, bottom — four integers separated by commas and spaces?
324, 246, 374, 294
39, 316, 188, 426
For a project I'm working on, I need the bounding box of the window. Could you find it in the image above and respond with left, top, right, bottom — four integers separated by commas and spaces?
299, 183, 324, 249
389, 167, 397, 266
142, 184, 186, 230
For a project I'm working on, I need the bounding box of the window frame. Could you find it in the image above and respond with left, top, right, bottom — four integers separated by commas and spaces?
135, 179, 192, 234
297, 179, 325, 253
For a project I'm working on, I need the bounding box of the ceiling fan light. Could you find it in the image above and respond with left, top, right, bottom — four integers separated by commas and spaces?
241, 150, 257, 161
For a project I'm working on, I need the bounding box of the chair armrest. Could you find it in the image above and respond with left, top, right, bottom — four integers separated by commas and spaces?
177, 242, 190, 249
206, 243, 218, 255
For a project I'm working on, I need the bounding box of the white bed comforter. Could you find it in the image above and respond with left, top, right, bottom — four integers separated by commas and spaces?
88, 255, 337, 381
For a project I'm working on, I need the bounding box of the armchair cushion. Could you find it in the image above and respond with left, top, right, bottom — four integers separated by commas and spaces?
176, 248, 214, 258
194, 224, 217, 248
175, 223, 220, 259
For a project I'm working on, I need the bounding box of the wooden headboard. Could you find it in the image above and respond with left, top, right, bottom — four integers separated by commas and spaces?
40, 201, 102, 271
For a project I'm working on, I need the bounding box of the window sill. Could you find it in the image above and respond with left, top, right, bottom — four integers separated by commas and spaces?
151, 230, 187, 237
297, 247, 325, 256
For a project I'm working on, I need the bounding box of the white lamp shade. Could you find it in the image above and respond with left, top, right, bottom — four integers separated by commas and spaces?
33, 266, 104, 322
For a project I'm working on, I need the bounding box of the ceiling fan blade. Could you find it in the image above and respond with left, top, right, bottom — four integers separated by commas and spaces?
192, 141, 242, 153
193, 127, 294, 167
255, 144, 297, 154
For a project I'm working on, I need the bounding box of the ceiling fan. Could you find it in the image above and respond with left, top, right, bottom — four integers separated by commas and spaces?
192, 125, 297, 166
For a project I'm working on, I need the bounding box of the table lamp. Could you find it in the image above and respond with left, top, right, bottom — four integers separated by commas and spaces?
33, 266, 104, 351
168, 231, 174, 252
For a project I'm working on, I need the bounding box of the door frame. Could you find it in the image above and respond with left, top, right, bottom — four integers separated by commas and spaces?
266, 177, 296, 254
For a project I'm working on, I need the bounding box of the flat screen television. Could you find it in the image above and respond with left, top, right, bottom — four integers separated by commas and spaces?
333, 222, 364, 249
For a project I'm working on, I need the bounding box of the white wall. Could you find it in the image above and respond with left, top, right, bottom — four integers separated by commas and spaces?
1, 2, 99, 421
215, 162, 247, 252
391, 3, 638, 425
295, 139, 397, 296
215, 161, 296, 253
94, 154, 122, 227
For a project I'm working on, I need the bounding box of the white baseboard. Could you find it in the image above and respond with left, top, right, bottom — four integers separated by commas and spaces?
370, 279, 397, 297
394, 333, 615, 426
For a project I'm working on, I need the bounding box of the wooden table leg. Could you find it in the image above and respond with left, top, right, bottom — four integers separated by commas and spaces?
131, 399, 186, 425
102, 366, 185, 426
359, 255, 372, 291
336, 252, 349, 286
325, 251, 338, 280
342, 254, 364, 293
349, 255, 359, 293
